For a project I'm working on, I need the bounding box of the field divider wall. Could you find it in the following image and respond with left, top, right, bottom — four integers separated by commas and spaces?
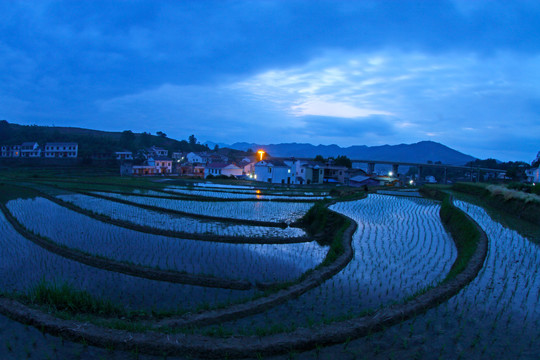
0, 202, 256, 291
23, 185, 311, 245
32, 179, 320, 202
72, 189, 295, 228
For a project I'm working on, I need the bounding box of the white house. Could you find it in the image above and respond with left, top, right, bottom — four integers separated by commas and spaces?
186, 152, 204, 164
148, 156, 173, 174
204, 163, 243, 178
44, 143, 78, 158
526, 168, 540, 183
172, 152, 186, 161
293, 160, 324, 184
527, 151, 540, 183
240, 160, 256, 176
149, 146, 168, 157
254, 160, 295, 184
20, 142, 41, 157
1, 145, 20, 157
115, 151, 133, 160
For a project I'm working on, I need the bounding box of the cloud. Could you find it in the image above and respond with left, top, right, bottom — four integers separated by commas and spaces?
2, 1, 540, 161
291, 100, 393, 118
294, 115, 396, 139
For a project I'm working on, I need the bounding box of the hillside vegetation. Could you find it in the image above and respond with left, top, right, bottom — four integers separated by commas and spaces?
0, 120, 238, 159
452, 182, 540, 225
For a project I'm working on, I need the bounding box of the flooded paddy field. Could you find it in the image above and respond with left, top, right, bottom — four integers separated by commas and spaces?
0, 180, 538, 359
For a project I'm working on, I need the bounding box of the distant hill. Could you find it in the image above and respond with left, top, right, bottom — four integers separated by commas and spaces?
1, 121, 477, 165
0, 120, 212, 158
228, 141, 477, 165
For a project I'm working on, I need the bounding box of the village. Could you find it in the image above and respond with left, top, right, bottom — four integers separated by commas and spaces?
2, 141, 539, 186
0, 142, 407, 187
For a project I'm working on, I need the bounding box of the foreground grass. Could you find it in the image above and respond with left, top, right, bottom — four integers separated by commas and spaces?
423, 184, 540, 242
29, 279, 125, 317
439, 195, 480, 280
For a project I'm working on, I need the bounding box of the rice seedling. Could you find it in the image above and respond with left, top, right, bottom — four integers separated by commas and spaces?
6, 197, 327, 283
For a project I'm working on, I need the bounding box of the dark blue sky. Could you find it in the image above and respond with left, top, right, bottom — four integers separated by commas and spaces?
1, 0, 539, 161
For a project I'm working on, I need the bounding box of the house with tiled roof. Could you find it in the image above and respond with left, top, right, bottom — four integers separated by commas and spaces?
254, 160, 295, 184
204, 162, 242, 178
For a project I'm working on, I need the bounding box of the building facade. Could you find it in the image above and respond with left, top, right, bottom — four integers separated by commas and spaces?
44, 143, 78, 158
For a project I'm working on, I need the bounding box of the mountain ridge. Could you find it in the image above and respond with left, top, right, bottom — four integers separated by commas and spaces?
225, 140, 476, 165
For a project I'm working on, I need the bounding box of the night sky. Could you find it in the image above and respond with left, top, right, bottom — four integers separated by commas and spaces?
1, 0, 539, 161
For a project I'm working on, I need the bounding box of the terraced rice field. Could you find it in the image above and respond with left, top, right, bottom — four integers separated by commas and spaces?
0, 211, 254, 312
6, 197, 325, 283
0, 181, 538, 360
209, 194, 457, 331
58, 193, 307, 239
90, 191, 311, 223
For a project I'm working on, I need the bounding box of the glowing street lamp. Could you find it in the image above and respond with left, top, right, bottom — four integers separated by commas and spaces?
257, 150, 265, 161
389, 171, 394, 177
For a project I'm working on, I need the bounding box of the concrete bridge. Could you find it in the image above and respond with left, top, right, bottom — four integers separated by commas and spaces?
351, 159, 506, 184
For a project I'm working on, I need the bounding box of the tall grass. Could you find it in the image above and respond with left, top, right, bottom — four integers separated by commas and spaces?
29, 279, 124, 316
440, 196, 480, 280
452, 182, 540, 224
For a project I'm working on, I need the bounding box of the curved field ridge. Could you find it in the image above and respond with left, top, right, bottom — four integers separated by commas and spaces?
163, 186, 326, 201
223, 195, 458, 331
79, 190, 300, 228
93, 191, 312, 225
8, 198, 326, 284
0, 211, 253, 312
0, 197, 489, 358
0, 202, 253, 290
13, 184, 308, 243
51, 191, 309, 243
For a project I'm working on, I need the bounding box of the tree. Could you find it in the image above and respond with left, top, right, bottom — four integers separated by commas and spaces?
189, 134, 197, 145
214, 144, 219, 151
140, 132, 152, 147
156, 131, 167, 138
314, 155, 325, 163
120, 130, 135, 149
334, 155, 352, 168
0, 120, 12, 143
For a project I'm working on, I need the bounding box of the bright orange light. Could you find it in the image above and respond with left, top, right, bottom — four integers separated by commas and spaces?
256, 189, 261, 194
257, 150, 265, 161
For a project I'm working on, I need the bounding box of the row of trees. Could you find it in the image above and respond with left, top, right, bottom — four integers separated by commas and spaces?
465, 158, 532, 181
313, 155, 352, 168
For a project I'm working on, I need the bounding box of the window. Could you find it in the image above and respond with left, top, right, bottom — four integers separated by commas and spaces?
268, 167, 272, 173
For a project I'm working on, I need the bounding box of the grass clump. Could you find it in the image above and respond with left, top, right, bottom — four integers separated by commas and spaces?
300, 200, 331, 237
439, 196, 480, 280
29, 279, 124, 317
320, 218, 348, 266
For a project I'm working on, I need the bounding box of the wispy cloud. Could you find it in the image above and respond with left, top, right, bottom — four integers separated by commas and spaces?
1, 1, 540, 160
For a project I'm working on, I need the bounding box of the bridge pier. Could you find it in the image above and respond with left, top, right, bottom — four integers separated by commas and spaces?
443, 167, 447, 184
418, 166, 423, 184
392, 164, 399, 177
367, 162, 375, 175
